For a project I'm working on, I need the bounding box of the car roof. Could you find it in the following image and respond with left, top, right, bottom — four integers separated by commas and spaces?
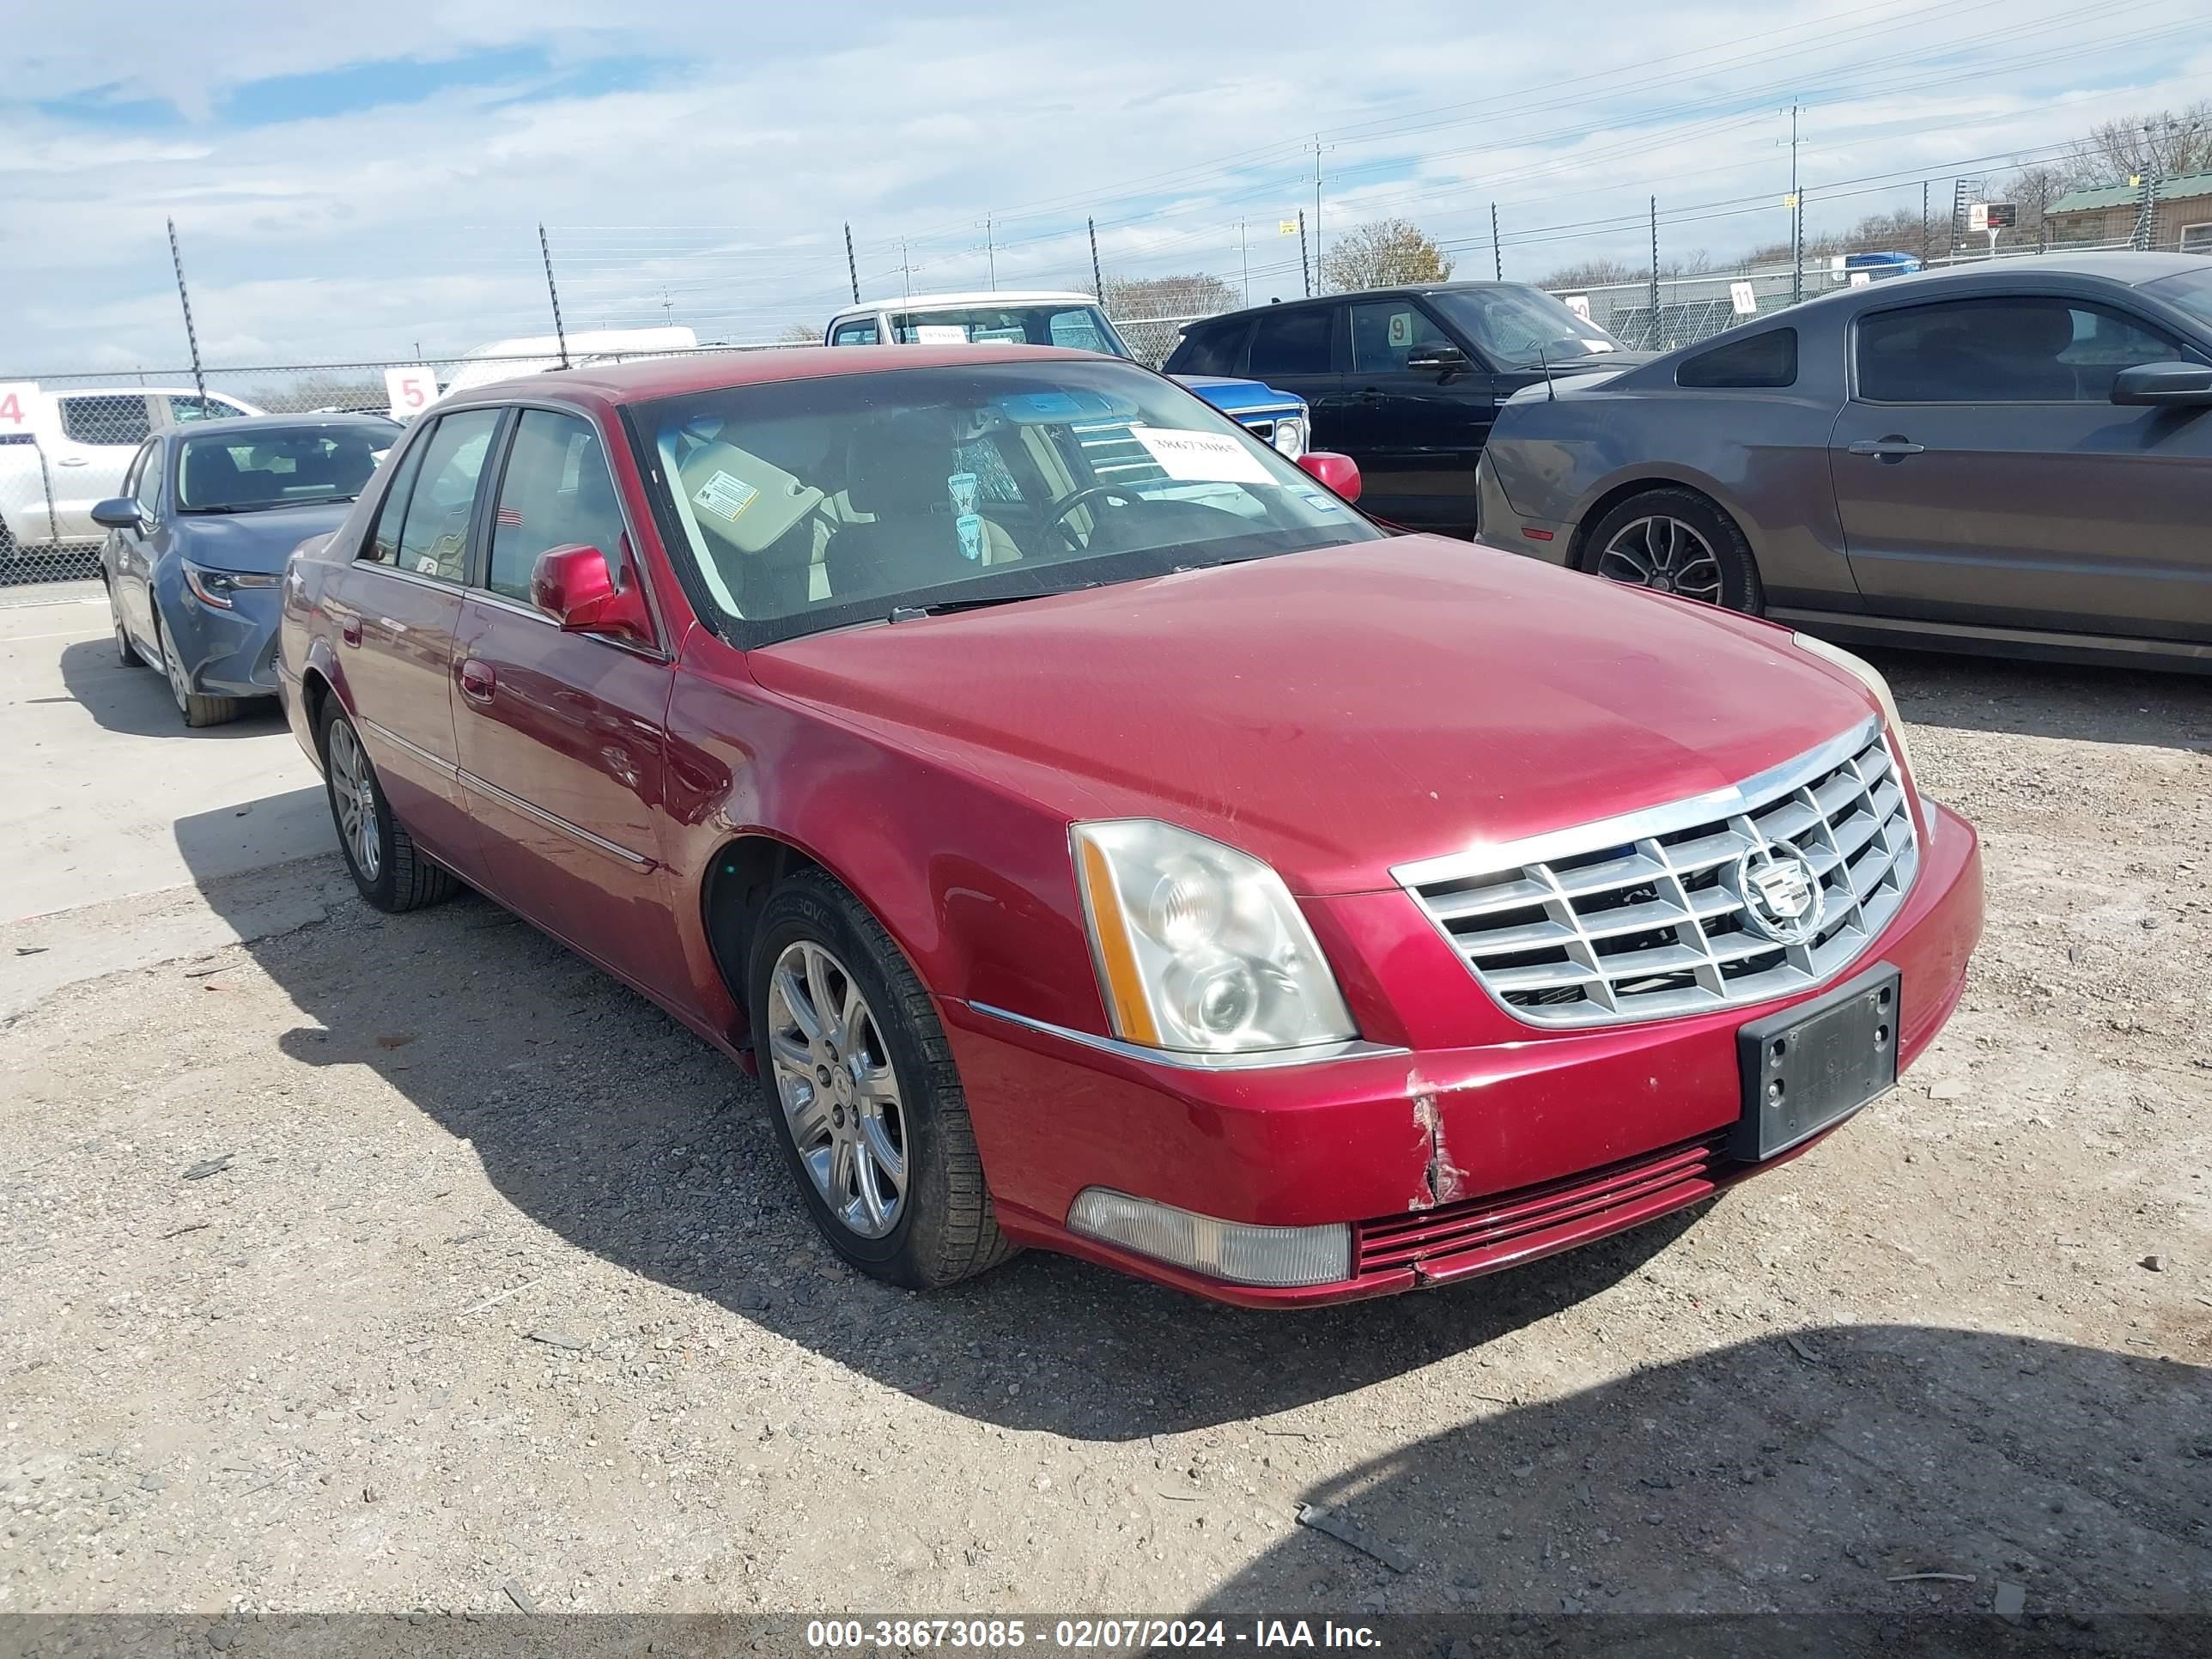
448, 343, 1106, 407
156, 412, 399, 436
1187, 282, 1545, 327
829, 291, 1098, 322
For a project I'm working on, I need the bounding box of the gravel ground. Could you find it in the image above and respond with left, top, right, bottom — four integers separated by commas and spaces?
1, 649, 2207, 1640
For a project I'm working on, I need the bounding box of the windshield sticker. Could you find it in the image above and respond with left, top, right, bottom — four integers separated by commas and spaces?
956, 514, 986, 562
1294, 487, 1344, 513
912, 324, 969, 344
1581, 339, 1617, 352
693, 470, 760, 525
1131, 427, 1275, 485
946, 471, 980, 515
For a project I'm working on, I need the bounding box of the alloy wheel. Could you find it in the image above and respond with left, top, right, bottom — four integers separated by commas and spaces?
1595, 514, 1723, 605
325, 719, 383, 882
764, 940, 908, 1239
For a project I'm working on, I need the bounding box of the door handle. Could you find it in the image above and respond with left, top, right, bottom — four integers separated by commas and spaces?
340, 617, 362, 647
1848, 437, 1925, 459
459, 659, 496, 704
1359, 387, 1383, 404
56, 455, 89, 466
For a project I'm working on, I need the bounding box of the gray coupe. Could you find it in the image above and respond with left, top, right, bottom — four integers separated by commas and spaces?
1476, 253, 2212, 672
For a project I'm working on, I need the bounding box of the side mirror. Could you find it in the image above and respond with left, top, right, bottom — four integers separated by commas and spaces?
1405, 343, 1468, 374
2112, 362, 2212, 407
531, 543, 654, 646
1297, 451, 1363, 504
90, 497, 143, 531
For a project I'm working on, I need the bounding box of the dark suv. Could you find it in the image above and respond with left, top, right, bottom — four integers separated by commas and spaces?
1164, 283, 1650, 535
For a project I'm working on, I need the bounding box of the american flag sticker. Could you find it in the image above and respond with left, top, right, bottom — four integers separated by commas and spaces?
496, 507, 525, 527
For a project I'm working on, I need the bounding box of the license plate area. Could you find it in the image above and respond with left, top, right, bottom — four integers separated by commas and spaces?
1732, 962, 1900, 1162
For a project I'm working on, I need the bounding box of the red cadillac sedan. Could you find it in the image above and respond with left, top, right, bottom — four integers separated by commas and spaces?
278, 346, 1984, 1307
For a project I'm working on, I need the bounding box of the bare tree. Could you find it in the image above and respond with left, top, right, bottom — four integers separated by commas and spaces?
1320, 219, 1455, 293
1999, 164, 2069, 246
1098, 272, 1238, 320
2061, 100, 2212, 187
1536, 257, 1643, 289
778, 322, 819, 344
287, 372, 388, 413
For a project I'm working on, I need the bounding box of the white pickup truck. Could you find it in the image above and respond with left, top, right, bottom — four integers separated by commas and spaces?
0, 383, 264, 555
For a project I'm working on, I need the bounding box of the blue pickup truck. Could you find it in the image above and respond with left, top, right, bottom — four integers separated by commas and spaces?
821, 291, 1310, 458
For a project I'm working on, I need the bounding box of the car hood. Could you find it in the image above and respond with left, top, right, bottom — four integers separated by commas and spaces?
749, 537, 1880, 895
1172, 374, 1304, 414
173, 501, 357, 574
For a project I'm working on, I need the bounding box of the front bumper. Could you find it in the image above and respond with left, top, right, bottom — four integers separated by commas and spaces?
161, 574, 284, 700
942, 802, 1982, 1307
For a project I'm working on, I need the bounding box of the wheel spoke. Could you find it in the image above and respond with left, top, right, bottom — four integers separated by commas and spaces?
784, 1085, 831, 1148
827, 1134, 854, 1200
766, 1029, 813, 1080
837, 981, 870, 1055
774, 963, 824, 1042
855, 1065, 900, 1109
860, 1111, 906, 1187
852, 1139, 890, 1229
803, 946, 841, 1048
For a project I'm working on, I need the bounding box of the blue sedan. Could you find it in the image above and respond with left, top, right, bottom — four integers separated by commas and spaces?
97, 414, 399, 726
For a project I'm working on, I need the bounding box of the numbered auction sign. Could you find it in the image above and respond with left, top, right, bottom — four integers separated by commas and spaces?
383, 366, 438, 420
0, 381, 41, 434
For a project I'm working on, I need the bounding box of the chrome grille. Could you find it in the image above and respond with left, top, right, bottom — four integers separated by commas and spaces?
1395, 721, 1917, 1028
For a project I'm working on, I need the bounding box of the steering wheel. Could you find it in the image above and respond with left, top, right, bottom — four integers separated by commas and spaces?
1045, 483, 1146, 550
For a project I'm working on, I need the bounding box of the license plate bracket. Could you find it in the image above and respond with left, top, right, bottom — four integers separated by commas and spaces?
1732, 962, 1901, 1162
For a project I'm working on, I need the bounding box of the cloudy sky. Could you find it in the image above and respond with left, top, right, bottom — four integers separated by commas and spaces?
3, 0, 2208, 372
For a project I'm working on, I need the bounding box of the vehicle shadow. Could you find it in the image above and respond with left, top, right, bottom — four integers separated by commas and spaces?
1195, 1323, 2209, 1634
56, 636, 285, 739
175, 797, 1703, 1443
1872, 646, 2212, 754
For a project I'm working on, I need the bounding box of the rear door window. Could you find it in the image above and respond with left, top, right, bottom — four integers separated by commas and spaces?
1172, 321, 1250, 376
830, 318, 880, 345
364, 410, 499, 581
1248, 307, 1335, 376
166, 394, 256, 424
58, 394, 151, 448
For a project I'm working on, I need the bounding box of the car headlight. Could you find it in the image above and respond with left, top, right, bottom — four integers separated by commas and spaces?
1072, 819, 1355, 1054
183, 562, 282, 611
1791, 632, 1932, 836
1268, 415, 1307, 459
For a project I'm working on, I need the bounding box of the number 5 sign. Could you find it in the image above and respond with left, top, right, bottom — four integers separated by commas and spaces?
0, 381, 42, 434
383, 366, 438, 419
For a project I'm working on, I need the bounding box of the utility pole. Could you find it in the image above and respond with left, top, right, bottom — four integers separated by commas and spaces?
985, 216, 996, 289
901, 237, 912, 307
1310, 137, 1333, 293
1298, 210, 1310, 298
844, 222, 860, 305
1088, 217, 1103, 302
166, 217, 207, 411
660, 289, 673, 324
538, 224, 568, 368
1491, 202, 1502, 281
1921, 180, 1929, 265
1239, 218, 1250, 307
1788, 102, 1802, 307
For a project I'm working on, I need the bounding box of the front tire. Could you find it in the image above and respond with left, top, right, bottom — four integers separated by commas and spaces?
109, 580, 144, 667
319, 704, 459, 913
748, 870, 1012, 1289
155, 606, 240, 727
1583, 488, 1764, 615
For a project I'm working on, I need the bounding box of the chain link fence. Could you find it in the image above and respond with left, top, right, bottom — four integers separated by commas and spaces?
0, 232, 2163, 592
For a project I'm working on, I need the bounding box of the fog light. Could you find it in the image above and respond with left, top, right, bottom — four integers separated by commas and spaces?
1066, 1188, 1351, 1287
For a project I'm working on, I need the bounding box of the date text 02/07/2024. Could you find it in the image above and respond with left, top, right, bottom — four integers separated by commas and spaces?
802, 1619, 1383, 1650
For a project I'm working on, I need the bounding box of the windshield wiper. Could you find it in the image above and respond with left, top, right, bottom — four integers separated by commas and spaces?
180, 495, 357, 516
887, 582, 1099, 622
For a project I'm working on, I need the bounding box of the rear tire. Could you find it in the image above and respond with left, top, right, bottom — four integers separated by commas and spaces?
319, 703, 459, 913
155, 607, 240, 727
1581, 488, 1765, 615
747, 869, 1013, 1290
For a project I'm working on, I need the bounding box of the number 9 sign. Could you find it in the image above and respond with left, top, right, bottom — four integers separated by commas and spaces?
383, 366, 438, 420
0, 381, 42, 434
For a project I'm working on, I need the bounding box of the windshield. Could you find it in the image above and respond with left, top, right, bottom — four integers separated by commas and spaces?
1429, 288, 1629, 367
2142, 265, 2212, 334
176, 423, 398, 513
886, 304, 1131, 357
639, 359, 1381, 642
